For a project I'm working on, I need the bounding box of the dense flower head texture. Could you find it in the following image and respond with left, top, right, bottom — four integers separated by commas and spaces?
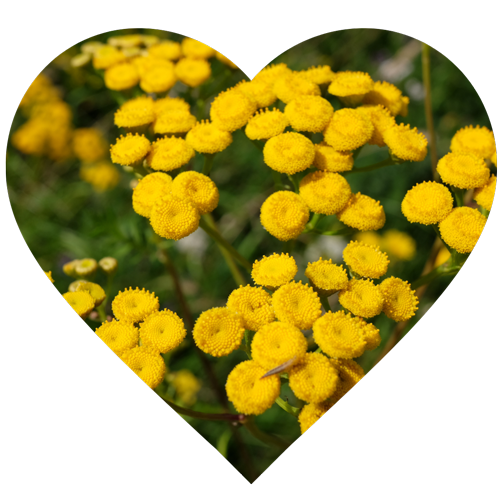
305, 258, 349, 296
343, 240, 389, 279
300, 65, 335, 85
357, 104, 396, 147
174, 58, 211, 87
185, 120, 233, 154
298, 400, 334, 434
226, 285, 275, 331
111, 287, 160, 324
383, 123, 428, 162
210, 86, 258, 132
273, 72, 321, 104
313, 143, 354, 173
323, 108, 374, 151
438, 207, 487, 254
363, 80, 407, 116
474, 174, 496, 212
95, 319, 139, 354
114, 96, 155, 129
450, 125, 496, 159
338, 279, 384, 318
437, 152, 490, 190
76, 281, 106, 307
139, 309, 187, 353
337, 192, 386, 231
121, 346, 166, 389
284, 95, 334, 133
146, 137, 195, 172
132, 172, 173, 218
171, 171, 219, 215
379, 277, 419, 322
104, 62, 140, 91
153, 109, 197, 135
251, 253, 298, 290
63, 290, 95, 318
110, 133, 151, 167
263, 132, 315, 174
245, 108, 289, 141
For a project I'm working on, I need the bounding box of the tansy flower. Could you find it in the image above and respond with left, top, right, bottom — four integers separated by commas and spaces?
215, 51, 238, 69
11, 118, 49, 156
439, 207, 487, 254
434, 246, 451, 268
148, 40, 182, 60
149, 194, 200, 240
474, 174, 496, 212
73, 128, 107, 162
80, 162, 120, 192
132, 55, 168, 77
95, 320, 139, 355
357, 104, 396, 147
45, 271, 54, 283
181, 37, 215, 59
76, 282, 106, 307
74, 258, 98, 278
437, 152, 490, 190
139, 309, 187, 353
140, 35, 160, 47
146, 137, 195, 172
175, 58, 211, 87
328, 71, 374, 105
99, 257, 118, 275
491, 150, 497, 166
227, 285, 275, 331
132, 172, 173, 218
342, 240, 389, 279
379, 277, 419, 322
284, 95, 334, 133
63, 291, 96, 318
226, 360, 281, 415
352, 317, 381, 350
185, 120, 233, 154
121, 346, 166, 389
251, 322, 308, 371
260, 191, 310, 241
251, 253, 297, 290
170, 370, 201, 406
192, 307, 245, 357
171, 171, 219, 214
289, 352, 339, 404
140, 61, 177, 93
238, 79, 277, 108
104, 62, 140, 91
107, 34, 144, 48
110, 133, 151, 167
305, 258, 349, 296
63, 260, 79, 278
313, 143, 354, 173
298, 400, 334, 434
401, 181, 454, 225
69, 280, 87, 293
153, 96, 191, 116
263, 132, 315, 174
450, 125, 496, 159
112, 287, 160, 324
153, 109, 197, 135
313, 310, 366, 359
300, 65, 335, 85
92, 45, 126, 69
338, 279, 384, 319
330, 358, 365, 399
254, 63, 292, 86
245, 108, 289, 141
210, 86, 257, 132
299, 171, 351, 215
274, 72, 321, 104
337, 193, 386, 231
363, 80, 406, 116
272, 281, 322, 330
323, 108, 374, 151
383, 124, 428, 162
354, 231, 382, 248
114, 96, 155, 129
382, 229, 417, 261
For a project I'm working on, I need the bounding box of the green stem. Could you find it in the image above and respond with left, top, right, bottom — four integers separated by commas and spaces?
344, 156, 395, 175
243, 416, 290, 451
202, 153, 216, 176
321, 227, 356, 237
451, 186, 465, 207
287, 173, 299, 193
411, 264, 460, 289
320, 296, 331, 312
304, 212, 325, 233
272, 169, 285, 190
96, 304, 107, 322
275, 396, 301, 417
250, 139, 265, 151
162, 396, 246, 422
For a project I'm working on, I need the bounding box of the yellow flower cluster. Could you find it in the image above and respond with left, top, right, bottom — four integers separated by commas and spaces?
342, 240, 389, 279
355, 229, 417, 261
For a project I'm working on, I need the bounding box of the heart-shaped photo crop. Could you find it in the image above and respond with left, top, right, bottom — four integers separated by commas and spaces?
6, 28, 496, 482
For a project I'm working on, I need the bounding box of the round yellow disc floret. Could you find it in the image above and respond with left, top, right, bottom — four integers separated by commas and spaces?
300, 65, 335, 85
263, 132, 314, 174
175, 58, 211, 87
383, 123, 428, 162
121, 346, 166, 389
226, 285, 275, 331
299, 171, 352, 215
104, 62, 140, 91
140, 61, 177, 93
73, 128, 107, 162
93, 45, 126, 69
181, 37, 215, 59
226, 360, 280, 415
313, 311, 366, 359
110, 133, 151, 167
107, 34, 143, 48
74, 258, 98, 278
112, 287, 160, 324
437, 152, 490, 189
210, 87, 257, 132
260, 191, 310, 241
450, 125, 496, 159
146, 137, 195, 172
305, 258, 349, 296
81, 163, 120, 193
298, 401, 333, 434
63, 291, 95, 318
379, 277, 419, 322
148, 40, 182, 60
251, 253, 297, 290
95, 319, 139, 354
401, 181, 454, 225
153, 96, 190, 116
139, 309, 187, 353
132, 172, 173, 218
245, 108, 289, 141
272, 281, 322, 330
342, 240, 389, 279
330, 358, 365, 398
192, 307, 245, 357
337, 193, 386, 231
114, 96, 155, 129
171, 171, 219, 215
239, 79, 278, 108
76, 281, 106, 307
149, 194, 200, 240
289, 352, 339, 404
251, 322, 308, 371
323, 108, 374, 151
382, 229, 417, 261
438, 207, 487, 254
254, 63, 292, 86
357, 104, 396, 147
284, 95, 334, 133
328, 71, 374, 103
313, 143, 354, 173
474, 174, 496, 212
363, 80, 406, 116
153, 109, 197, 135
185, 120, 233, 154
338, 279, 384, 319
274, 72, 321, 104
352, 316, 381, 350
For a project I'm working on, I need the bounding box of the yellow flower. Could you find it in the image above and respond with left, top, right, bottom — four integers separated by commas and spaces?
383, 123, 428, 162
251, 322, 308, 371
450, 125, 496, 159
132, 172, 173, 218
215, 51, 238, 69
193, 307, 245, 357
305, 258, 349, 296
150, 194, 200, 240
363, 80, 406, 116
354, 231, 382, 247
104, 62, 140, 91
337, 192, 386, 231
357, 104, 396, 147
328, 71, 374, 105
245, 108, 289, 141
226, 285, 275, 331
45, 270, 54, 283
210, 86, 258, 132
439, 207, 487, 254
72, 128, 107, 162
112, 287, 160, 324
80, 162, 120, 192
338, 279, 384, 319
491, 150, 497, 166
171, 171, 219, 215
263, 132, 315, 174
11, 118, 49, 156
434, 246, 451, 268
140, 61, 177, 93
74, 258, 98, 278
313, 143, 354, 173
284, 95, 334, 133
153, 96, 191, 116
238, 79, 277, 108
153, 109, 197, 135
146, 137, 195, 172
313, 310, 366, 358
132, 55, 167, 77
92, 45, 126, 70
185, 120, 233, 154
251, 253, 297, 290
474, 174, 496, 212
300, 65, 335, 85
63, 291, 95, 318
95, 319, 139, 355
342, 240, 389, 279
379, 277, 419, 322
299, 171, 351, 215
107, 34, 144, 48
110, 133, 151, 167
226, 360, 281, 415
437, 152, 490, 190
274, 72, 321, 104
114, 96, 156, 129
352, 316, 381, 350
99, 257, 118, 275
330, 358, 365, 399
254, 63, 292, 85
175, 58, 211, 87
181, 37, 215, 59
260, 191, 310, 241
401, 181, 454, 225
323, 108, 374, 151
69, 279, 88, 292
289, 352, 339, 404
298, 400, 333, 434
139, 309, 187, 353
76, 281, 106, 307
121, 346, 166, 389
170, 370, 201, 406
381, 229, 417, 261
272, 281, 322, 330
148, 40, 182, 60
